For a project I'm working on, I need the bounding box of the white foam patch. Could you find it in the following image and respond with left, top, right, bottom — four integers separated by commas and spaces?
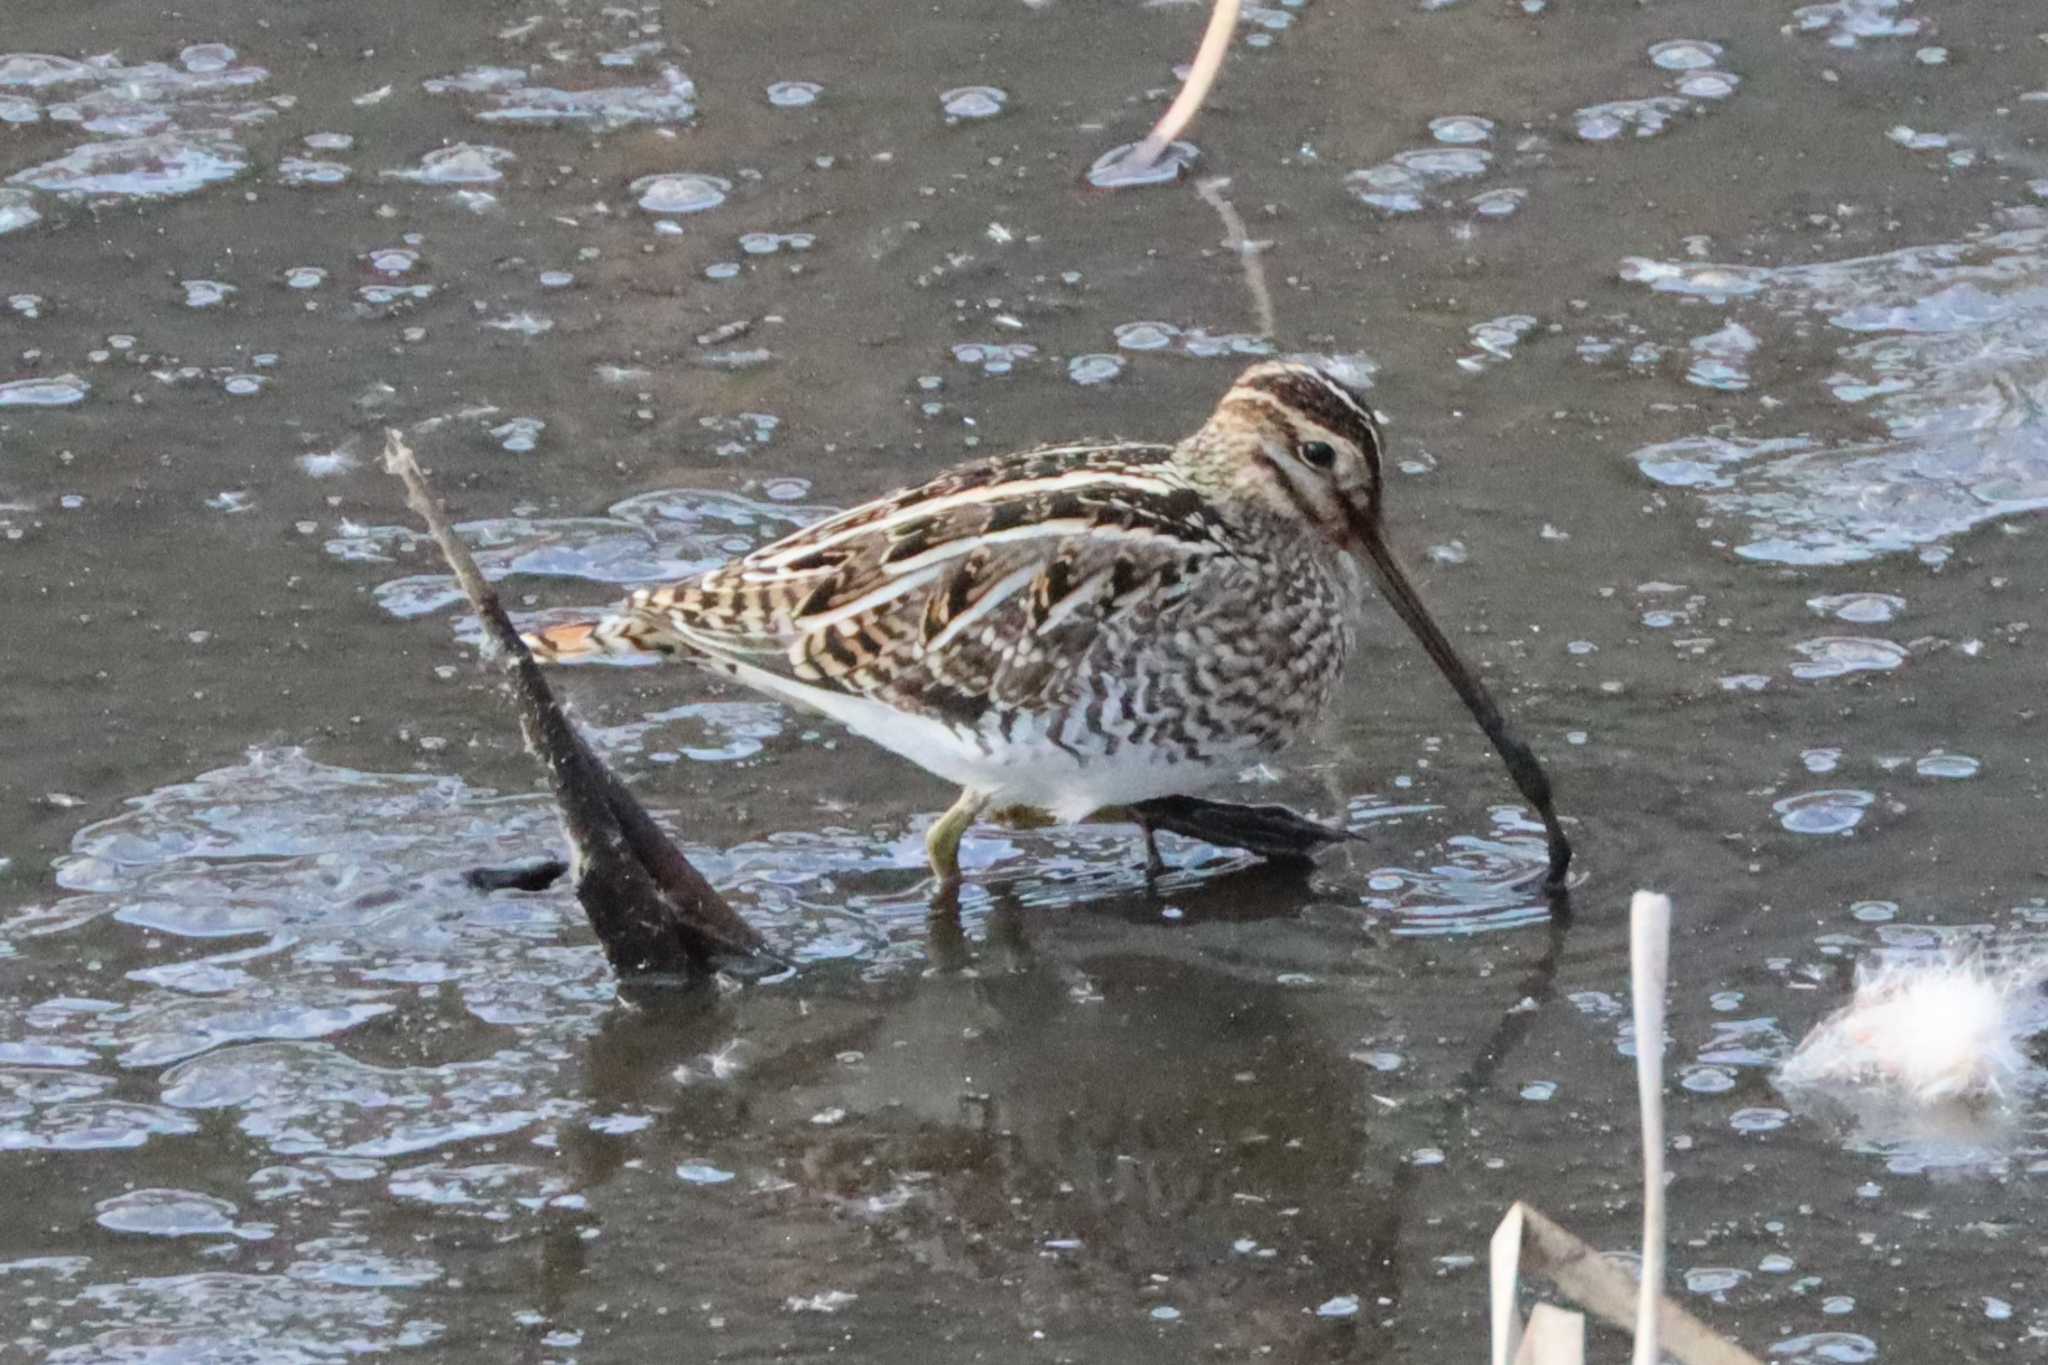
1779, 953, 2048, 1109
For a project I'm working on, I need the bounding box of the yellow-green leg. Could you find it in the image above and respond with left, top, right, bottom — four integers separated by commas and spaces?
926, 789, 990, 884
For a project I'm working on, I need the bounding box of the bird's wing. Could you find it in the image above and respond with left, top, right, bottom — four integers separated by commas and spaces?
543, 443, 1243, 727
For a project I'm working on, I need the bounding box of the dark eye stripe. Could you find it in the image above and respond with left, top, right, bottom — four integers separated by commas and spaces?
1241, 369, 1380, 458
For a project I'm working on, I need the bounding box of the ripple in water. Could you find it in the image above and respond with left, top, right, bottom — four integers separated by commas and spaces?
1356, 804, 1563, 936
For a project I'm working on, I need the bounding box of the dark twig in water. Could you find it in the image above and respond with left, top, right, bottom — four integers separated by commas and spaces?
464, 858, 569, 893
1194, 176, 1277, 339
382, 430, 769, 978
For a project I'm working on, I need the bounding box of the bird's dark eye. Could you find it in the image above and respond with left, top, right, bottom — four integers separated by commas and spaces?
1299, 441, 1338, 470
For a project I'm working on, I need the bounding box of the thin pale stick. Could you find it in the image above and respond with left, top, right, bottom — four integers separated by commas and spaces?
1125, 0, 1240, 171
1515, 1305, 1586, 1365
1500, 1202, 1763, 1365
1490, 1202, 1526, 1365
1195, 175, 1277, 338
1630, 891, 1672, 1365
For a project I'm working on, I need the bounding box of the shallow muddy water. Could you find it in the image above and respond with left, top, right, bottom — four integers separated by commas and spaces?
3, 0, 2047, 1360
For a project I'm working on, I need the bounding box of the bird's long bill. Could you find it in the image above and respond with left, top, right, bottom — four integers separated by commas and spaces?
1354, 521, 1572, 886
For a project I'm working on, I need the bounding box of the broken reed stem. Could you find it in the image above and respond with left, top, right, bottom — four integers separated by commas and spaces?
1194, 175, 1277, 339
381, 430, 766, 975
1126, 0, 1240, 170
1503, 1202, 1762, 1365
1630, 891, 1672, 1365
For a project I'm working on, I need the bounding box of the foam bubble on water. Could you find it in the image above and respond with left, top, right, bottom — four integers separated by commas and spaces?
1428, 114, 1494, 144
766, 80, 821, 108
1773, 789, 1873, 835
1792, 0, 1921, 47
180, 279, 234, 308
1807, 592, 1904, 624
1114, 321, 1179, 351
738, 230, 813, 254
423, 64, 696, 131
632, 171, 729, 213
940, 85, 1007, 120
0, 374, 89, 406
1457, 314, 1537, 372
491, 417, 545, 453
1887, 125, 1949, 152
1915, 750, 1980, 780
0, 53, 99, 90
1467, 187, 1526, 218
951, 341, 1037, 375
0, 1100, 199, 1151
9, 131, 247, 197
1346, 147, 1490, 212
1648, 39, 1724, 70
385, 143, 515, 185
0, 187, 40, 232
95, 1188, 266, 1239
1574, 96, 1691, 141
1628, 223, 2048, 565
1110, 320, 1272, 359
1068, 353, 1125, 386
1678, 71, 1741, 100
1791, 638, 1906, 680
1686, 320, 1757, 390
480, 312, 552, 337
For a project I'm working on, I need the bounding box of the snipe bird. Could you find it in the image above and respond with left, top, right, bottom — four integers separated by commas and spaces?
526, 361, 1571, 885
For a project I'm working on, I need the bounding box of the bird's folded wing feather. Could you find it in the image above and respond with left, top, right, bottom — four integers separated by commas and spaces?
608, 443, 1240, 723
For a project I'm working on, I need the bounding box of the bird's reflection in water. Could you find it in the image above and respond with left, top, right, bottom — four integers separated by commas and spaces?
568, 862, 1418, 1354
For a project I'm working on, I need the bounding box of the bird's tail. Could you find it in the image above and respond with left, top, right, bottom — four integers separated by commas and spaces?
521, 612, 672, 663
